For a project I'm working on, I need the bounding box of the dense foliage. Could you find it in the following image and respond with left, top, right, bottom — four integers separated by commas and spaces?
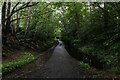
2, 2, 58, 54
1, 2, 120, 74
60, 2, 120, 73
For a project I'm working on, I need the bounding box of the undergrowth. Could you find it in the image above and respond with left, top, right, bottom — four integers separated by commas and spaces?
2, 52, 36, 75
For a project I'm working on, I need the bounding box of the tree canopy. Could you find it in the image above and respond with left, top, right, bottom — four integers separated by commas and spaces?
2, 2, 120, 74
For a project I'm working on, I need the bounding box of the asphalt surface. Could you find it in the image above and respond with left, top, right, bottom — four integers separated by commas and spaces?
25, 42, 85, 78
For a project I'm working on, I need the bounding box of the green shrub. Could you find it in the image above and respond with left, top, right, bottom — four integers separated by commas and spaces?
79, 61, 91, 70
111, 66, 120, 74
2, 52, 35, 75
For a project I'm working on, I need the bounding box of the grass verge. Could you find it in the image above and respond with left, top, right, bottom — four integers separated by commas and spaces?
2, 52, 36, 75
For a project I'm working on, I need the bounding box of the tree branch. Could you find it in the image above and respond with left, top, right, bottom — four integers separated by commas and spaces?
10, 14, 33, 22
11, 2, 20, 14
95, 3, 117, 25
10, 10, 53, 23
13, 2, 39, 14
6, 2, 39, 21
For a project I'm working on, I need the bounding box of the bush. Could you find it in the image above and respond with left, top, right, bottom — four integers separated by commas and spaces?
79, 61, 91, 70
111, 66, 120, 74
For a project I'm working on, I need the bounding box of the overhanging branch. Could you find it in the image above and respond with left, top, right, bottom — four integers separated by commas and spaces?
5, 2, 39, 21
10, 10, 53, 23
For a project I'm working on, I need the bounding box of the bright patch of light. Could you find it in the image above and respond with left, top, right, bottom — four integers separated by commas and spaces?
55, 9, 63, 15
56, 10, 61, 13
0, 13, 1, 24
116, 17, 119, 19
100, 3, 104, 8
59, 21, 62, 24
46, 0, 51, 3
83, 7, 86, 9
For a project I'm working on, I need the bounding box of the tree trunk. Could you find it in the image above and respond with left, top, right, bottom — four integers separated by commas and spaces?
2, 2, 6, 28
6, 2, 11, 32
2, 2, 7, 46
5, 2, 11, 46
74, 3, 80, 40
15, 8, 21, 33
104, 3, 109, 30
24, 0, 32, 37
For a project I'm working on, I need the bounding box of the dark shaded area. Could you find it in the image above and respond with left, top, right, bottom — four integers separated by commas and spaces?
65, 44, 105, 69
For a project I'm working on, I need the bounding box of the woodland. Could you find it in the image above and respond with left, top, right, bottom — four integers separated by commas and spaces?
1, 1, 120, 77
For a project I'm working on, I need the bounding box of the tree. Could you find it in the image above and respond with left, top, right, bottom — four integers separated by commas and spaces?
2, 2, 38, 46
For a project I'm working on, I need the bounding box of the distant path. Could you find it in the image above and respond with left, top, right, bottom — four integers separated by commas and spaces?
41, 41, 84, 78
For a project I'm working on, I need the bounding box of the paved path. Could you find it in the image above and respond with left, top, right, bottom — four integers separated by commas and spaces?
17, 42, 85, 78
42, 42, 83, 78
